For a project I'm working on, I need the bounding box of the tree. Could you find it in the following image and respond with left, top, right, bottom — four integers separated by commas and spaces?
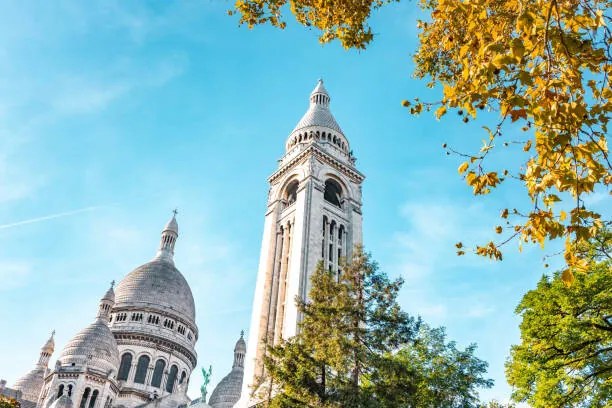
505, 231, 612, 407
261, 247, 493, 407
0, 396, 20, 408
388, 324, 493, 407
231, 0, 611, 281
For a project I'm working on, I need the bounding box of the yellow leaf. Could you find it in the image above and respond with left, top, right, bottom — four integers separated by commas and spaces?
560, 210, 567, 221
561, 269, 575, 287
458, 162, 469, 174
523, 139, 532, 151
495, 226, 503, 234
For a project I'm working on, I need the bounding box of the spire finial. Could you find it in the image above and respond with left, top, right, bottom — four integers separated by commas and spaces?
240, 330, 244, 339
173, 208, 178, 217
110, 280, 115, 289
51, 330, 55, 338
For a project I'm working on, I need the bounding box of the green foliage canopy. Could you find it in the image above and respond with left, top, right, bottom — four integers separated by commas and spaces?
261, 247, 493, 407
505, 232, 612, 407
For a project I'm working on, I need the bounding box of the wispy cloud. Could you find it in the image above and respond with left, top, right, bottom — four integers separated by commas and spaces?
0, 206, 106, 230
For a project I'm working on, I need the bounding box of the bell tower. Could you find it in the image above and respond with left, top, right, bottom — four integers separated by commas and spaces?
240, 80, 365, 406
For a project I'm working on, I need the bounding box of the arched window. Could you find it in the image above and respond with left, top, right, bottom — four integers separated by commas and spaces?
322, 216, 328, 258
285, 180, 298, 206
151, 359, 166, 388
67, 385, 73, 397
166, 365, 178, 393
179, 371, 187, 384
134, 355, 150, 384
324, 179, 342, 207
88, 390, 98, 408
117, 353, 132, 381
79, 388, 91, 408
57, 385, 64, 398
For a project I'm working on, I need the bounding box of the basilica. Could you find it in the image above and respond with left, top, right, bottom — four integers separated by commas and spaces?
1, 79, 364, 408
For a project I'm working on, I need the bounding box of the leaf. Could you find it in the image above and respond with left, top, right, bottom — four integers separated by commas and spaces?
561, 269, 574, 286
458, 162, 469, 174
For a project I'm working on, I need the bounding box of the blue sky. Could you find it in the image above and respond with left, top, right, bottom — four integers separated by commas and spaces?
1, 1, 608, 405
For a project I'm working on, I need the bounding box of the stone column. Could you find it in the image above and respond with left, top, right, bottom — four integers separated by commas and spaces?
274, 221, 292, 344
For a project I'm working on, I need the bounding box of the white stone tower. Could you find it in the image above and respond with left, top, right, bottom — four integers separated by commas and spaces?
239, 80, 365, 406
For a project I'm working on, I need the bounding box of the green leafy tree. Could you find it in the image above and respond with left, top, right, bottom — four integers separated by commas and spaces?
262, 247, 493, 407
505, 231, 612, 407
390, 324, 493, 407
478, 401, 516, 408
231, 0, 611, 279
262, 246, 416, 407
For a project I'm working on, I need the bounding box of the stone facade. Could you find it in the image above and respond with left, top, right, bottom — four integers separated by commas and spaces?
4, 215, 201, 408
239, 80, 365, 407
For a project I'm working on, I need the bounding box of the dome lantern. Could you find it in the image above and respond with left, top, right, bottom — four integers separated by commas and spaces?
155, 210, 179, 263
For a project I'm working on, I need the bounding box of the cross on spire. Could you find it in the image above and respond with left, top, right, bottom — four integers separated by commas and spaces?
173, 208, 178, 217
110, 280, 115, 289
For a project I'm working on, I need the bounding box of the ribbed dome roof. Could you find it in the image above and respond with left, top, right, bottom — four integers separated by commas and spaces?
291, 106, 343, 136
290, 79, 343, 135
114, 258, 196, 323
208, 369, 243, 408
13, 367, 45, 402
59, 319, 120, 374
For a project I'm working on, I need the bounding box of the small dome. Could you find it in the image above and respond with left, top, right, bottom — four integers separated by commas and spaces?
13, 367, 46, 402
49, 395, 74, 408
234, 334, 246, 354
101, 286, 115, 303
59, 319, 120, 374
114, 258, 196, 323
207, 370, 243, 408
42, 331, 56, 354
286, 80, 349, 154
164, 214, 179, 235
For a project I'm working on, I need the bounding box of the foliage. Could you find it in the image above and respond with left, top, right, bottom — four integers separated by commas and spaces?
261, 247, 492, 407
0, 396, 20, 408
231, 0, 612, 281
229, 0, 398, 49
387, 324, 493, 407
478, 401, 516, 408
505, 231, 612, 407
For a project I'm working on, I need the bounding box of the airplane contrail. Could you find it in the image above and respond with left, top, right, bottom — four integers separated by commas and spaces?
0, 206, 105, 230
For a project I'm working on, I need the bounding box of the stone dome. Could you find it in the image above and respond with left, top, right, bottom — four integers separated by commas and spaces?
48, 395, 73, 408
59, 319, 120, 374
207, 370, 243, 408
290, 80, 343, 135
13, 367, 46, 402
285, 80, 350, 155
208, 333, 245, 408
114, 258, 196, 324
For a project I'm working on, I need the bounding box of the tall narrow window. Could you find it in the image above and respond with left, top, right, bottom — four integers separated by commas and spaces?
79, 388, 90, 408
166, 365, 178, 393
57, 385, 64, 398
324, 179, 342, 207
117, 353, 132, 381
134, 355, 150, 384
88, 390, 98, 408
151, 359, 166, 388
179, 371, 186, 384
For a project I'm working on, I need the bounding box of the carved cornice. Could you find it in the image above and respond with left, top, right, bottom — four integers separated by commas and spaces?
269, 145, 364, 185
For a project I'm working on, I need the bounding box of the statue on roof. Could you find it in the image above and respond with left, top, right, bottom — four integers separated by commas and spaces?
200, 365, 212, 402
